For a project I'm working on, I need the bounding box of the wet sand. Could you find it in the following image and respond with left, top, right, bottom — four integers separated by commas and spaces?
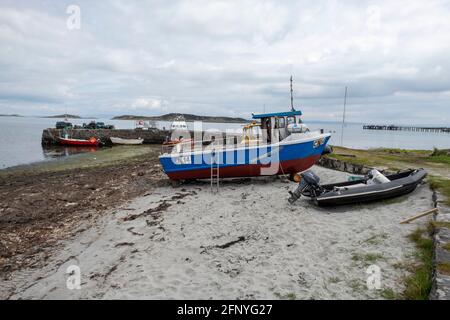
0, 166, 433, 300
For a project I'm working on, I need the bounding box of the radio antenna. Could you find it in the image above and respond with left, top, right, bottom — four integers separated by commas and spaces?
290, 75, 294, 111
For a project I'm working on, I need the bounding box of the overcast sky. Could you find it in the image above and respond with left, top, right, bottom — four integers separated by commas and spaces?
1, 0, 450, 124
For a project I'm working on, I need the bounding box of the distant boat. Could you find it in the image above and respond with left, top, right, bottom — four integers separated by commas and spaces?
170, 115, 188, 131
58, 136, 99, 147
110, 137, 144, 145
134, 120, 156, 130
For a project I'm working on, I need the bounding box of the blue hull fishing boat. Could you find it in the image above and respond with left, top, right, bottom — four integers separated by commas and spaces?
159, 78, 331, 181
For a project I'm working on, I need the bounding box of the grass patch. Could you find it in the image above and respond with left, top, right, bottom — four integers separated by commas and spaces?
427, 176, 450, 206
329, 277, 341, 284
285, 293, 296, 300
431, 148, 450, 157
274, 292, 297, 300
363, 233, 389, 245
426, 155, 450, 165
351, 252, 384, 265
329, 150, 410, 173
328, 146, 450, 181
393, 261, 408, 270
403, 227, 433, 300
430, 221, 450, 229
348, 279, 365, 293
328, 154, 367, 166
380, 288, 398, 300
442, 243, 450, 251
371, 148, 430, 156
437, 263, 450, 275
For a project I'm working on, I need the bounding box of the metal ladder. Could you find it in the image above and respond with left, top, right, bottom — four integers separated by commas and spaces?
210, 147, 220, 193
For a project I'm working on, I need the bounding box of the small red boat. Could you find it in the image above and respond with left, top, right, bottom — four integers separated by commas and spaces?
58, 136, 99, 146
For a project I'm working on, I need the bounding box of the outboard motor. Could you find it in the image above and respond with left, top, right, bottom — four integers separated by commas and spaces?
288, 170, 321, 204
366, 169, 390, 185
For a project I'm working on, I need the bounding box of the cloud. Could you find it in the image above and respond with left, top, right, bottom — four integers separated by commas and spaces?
0, 0, 449, 124
131, 97, 164, 110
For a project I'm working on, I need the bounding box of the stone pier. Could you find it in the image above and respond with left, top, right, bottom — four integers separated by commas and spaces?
41, 128, 241, 146
41, 128, 170, 146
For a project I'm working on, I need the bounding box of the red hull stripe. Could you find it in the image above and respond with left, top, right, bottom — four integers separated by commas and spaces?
167, 155, 320, 180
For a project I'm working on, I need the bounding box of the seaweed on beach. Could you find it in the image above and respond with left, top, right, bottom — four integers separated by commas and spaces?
0, 145, 168, 279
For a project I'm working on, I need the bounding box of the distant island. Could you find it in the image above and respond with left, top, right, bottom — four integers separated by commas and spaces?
0, 114, 22, 117
42, 114, 89, 119
112, 113, 249, 123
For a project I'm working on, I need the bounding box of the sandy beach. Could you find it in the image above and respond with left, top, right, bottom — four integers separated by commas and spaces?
0, 165, 433, 300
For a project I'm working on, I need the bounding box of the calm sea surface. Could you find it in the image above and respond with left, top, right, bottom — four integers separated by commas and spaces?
0, 116, 449, 169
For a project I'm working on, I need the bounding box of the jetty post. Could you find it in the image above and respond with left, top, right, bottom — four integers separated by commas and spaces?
340, 86, 348, 146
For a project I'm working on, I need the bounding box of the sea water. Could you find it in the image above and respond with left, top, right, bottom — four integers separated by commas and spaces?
0, 116, 449, 169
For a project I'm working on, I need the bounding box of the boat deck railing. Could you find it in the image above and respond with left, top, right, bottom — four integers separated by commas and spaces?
161, 130, 327, 156
162, 137, 254, 155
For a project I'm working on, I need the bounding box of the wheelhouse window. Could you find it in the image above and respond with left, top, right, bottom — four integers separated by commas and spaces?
296, 116, 303, 124
260, 117, 269, 129
277, 117, 286, 128
287, 116, 295, 125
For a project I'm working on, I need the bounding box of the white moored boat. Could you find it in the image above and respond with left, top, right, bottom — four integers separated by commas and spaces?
110, 137, 144, 145
170, 115, 188, 131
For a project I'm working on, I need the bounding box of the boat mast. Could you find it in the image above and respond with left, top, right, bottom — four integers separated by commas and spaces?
290, 76, 294, 111
340, 86, 348, 146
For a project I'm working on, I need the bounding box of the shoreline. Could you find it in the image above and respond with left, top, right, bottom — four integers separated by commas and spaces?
2, 144, 449, 172
0, 145, 161, 177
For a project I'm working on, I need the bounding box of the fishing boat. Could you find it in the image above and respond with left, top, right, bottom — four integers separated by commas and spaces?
288, 169, 427, 206
159, 78, 332, 181
159, 109, 331, 180
58, 136, 99, 147
110, 137, 144, 145
160, 78, 331, 181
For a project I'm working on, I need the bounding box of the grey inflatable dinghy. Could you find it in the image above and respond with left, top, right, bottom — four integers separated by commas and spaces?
288, 169, 427, 206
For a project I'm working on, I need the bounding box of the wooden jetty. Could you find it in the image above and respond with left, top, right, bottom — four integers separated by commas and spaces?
363, 124, 450, 133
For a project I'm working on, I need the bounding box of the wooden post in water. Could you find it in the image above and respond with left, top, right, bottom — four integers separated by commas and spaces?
340, 86, 348, 147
